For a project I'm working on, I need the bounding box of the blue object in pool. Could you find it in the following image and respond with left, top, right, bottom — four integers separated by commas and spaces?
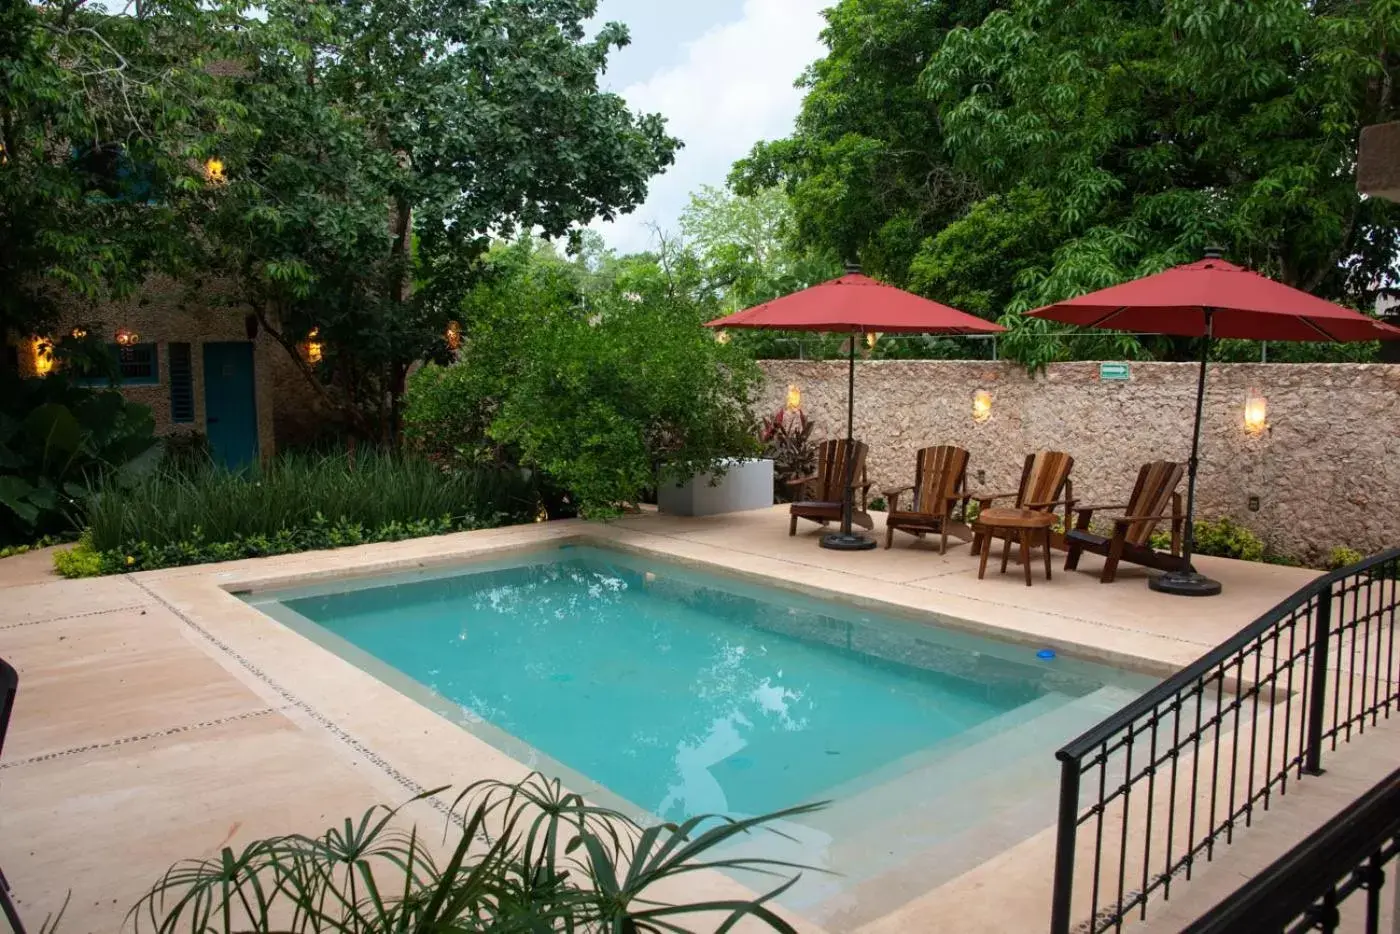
1038, 648, 1057, 660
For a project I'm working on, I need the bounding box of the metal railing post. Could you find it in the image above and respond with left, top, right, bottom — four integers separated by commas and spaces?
1304, 584, 1334, 776
1049, 755, 1081, 934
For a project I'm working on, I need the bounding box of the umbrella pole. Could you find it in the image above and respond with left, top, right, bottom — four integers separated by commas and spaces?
821, 329, 876, 550
1150, 311, 1223, 596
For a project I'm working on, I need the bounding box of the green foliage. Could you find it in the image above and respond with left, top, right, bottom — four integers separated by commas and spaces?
0, 0, 237, 337
53, 540, 103, 579
491, 293, 762, 519
0, 371, 158, 544
407, 238, 764, 518
181, 0, 680, 441
1327, 546, 1367, 571
740, 0, 1400, 365
1152, 516, 1266, 563
760, 406, 818, 503
0, 535, 61, 560
131, 772, 818, 934
65, 514, 473, 577
158, 431, 212, 474
82, 450, 534, 555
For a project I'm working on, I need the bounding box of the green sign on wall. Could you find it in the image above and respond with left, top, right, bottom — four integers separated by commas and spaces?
1099, 362, 1131, 381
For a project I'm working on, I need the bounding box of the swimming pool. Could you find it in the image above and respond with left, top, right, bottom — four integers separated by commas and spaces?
248, 543, 1154, 924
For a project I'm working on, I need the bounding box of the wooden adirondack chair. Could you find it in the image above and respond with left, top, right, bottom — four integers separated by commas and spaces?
1064, 460, 1188, 583
883, 445, 972, 552
970, 450, 1075, 555
788, 438, 873, 534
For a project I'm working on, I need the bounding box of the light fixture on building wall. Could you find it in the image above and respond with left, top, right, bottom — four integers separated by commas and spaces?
115, 326, 140, 346
785, 384, 802, 411
866, 331, 880, 349
1244, 388, 1268, 435
31, 337, 54, 376
70, 326, 88, 339
204, 157, 226, 185
302, 327, 323, 366
445, 320, 462, 352
972, 389, 992, 423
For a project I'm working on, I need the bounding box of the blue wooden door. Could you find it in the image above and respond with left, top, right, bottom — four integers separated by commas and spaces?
202, 342, 259, 470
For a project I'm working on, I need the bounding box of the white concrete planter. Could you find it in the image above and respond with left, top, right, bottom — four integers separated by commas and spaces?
657, 458, 775, 517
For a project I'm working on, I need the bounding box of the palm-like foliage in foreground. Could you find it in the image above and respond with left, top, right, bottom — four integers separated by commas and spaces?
131, 773, 825, 933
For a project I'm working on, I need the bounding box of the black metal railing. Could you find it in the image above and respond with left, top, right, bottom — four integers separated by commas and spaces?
1048, 547, 1400, 934
1181, 766, 1400, 934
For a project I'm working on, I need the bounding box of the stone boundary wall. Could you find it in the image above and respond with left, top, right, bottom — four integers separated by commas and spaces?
759, 360, 1400, 563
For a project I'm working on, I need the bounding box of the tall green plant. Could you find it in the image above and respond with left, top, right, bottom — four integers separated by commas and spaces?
132, 773, 819, 933
0, 370, 157, 545
83, 451, 532, 552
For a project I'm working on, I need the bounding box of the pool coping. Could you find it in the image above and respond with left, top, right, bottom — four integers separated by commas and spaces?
130, 513, 1315, 931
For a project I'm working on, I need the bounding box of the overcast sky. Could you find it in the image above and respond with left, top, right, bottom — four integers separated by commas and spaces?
587, 0, 829, 254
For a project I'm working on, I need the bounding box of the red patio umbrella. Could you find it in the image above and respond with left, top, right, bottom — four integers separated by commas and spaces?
1028, 248, 1400, 595
708, 265, 1005, 551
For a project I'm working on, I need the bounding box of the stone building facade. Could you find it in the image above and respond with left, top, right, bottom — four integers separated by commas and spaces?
760, 359, 1400, 563
10, 277, 309, 467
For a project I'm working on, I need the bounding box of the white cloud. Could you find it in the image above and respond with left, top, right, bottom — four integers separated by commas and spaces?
592, 0, 827, 254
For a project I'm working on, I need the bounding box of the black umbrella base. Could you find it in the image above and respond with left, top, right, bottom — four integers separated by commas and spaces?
821, 531, 878, 551
1150, 570, 1223, 597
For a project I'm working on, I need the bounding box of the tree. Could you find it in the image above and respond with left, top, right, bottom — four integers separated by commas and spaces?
729, 0, 1003, 284
407, 236, 762, 518
189, 0, 679, 440
736, 0, 1400, 366
0, 0, 234, 343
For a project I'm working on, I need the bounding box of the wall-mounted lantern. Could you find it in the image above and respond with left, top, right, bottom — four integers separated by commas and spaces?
32, 337, 54, 376
204, 157, 226, 185
1244, 389, 1268, 435
302, 327, 323, 366
785, 384, 802, 411
972, 389, 992, 423
866, 331, 880, 349
114, 326, 140, 346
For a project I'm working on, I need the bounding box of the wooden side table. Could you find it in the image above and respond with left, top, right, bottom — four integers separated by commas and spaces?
974, 507, 1056, 586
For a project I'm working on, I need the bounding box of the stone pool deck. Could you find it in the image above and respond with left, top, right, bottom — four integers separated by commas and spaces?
0, 508, 1347, 931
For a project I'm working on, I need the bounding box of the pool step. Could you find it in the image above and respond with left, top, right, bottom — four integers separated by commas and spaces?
713, 684, 1143, 925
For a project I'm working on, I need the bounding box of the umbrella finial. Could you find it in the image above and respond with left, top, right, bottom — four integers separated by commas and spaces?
1202, 245, 1225, 260
843, 260, 862, 276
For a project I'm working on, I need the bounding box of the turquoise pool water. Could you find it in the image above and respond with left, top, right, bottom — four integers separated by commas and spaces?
250, 544, 1154, 922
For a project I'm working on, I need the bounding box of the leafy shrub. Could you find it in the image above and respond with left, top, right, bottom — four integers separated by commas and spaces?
132, 772, 817, 934
1326, 546, 1366, 570
53, 540, 103, 578
57, 514, 484, 577
83, 449, 534, 553
0, 372, 157, 544
1152, 516, 1266, 562
761, 405, 817, 503
409, 267, 762, 518
0, 535, 61, 559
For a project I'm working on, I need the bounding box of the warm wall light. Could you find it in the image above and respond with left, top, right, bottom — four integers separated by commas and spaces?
302, 327, 323, 366
972, 389, 993, 423
785, 384, 802, 411
1244, 389, 1268, 435
32, 337, 54, 376
866, 331, 880, 349
203, 157, 226, 184
70, 326, 88, 339
114, 326, 140, 346
715, 329, 731, 345
444, 320, 462, 352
